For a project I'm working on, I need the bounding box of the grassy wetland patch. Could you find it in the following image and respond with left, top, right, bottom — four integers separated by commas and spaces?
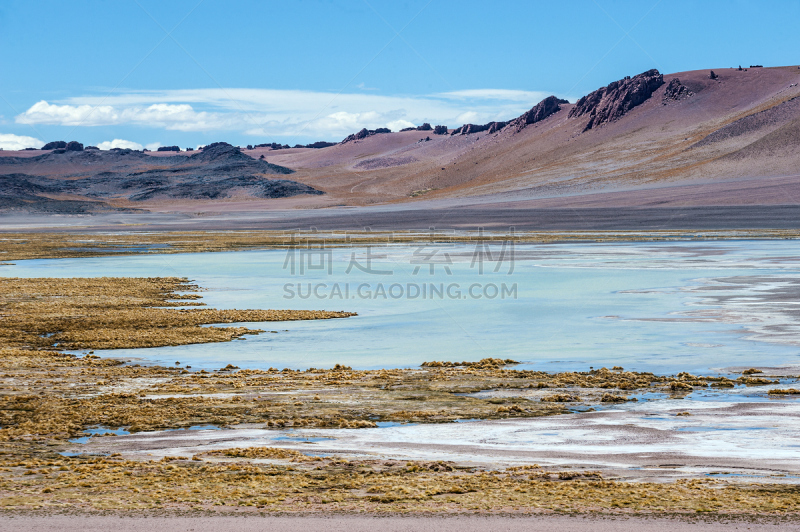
0, 274, 799, 516
2, 229, 800, 261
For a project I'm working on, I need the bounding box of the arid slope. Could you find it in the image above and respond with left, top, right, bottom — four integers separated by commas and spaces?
259, 66, 800, 207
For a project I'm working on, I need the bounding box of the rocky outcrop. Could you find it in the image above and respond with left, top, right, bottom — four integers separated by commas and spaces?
451, 95, 568, 136
709, 70, 719, 80
451, 121, 506, 135
128, 175, 321, 201
508, 95, 568, 132
341, 127, 392, 144
157, 146, 180, 152
255, 142, 290, 150
300, 141, 336, 149
433, 125, 448, 135
0, 141, 320, 209
662, 78, 694, 103
569, 69, 665, 131
42, 141, 67, 150
400, 123, 433, 132
65, 141, 83, 152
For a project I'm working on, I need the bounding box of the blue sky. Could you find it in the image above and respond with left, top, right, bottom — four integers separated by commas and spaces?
1, 0, 797, 150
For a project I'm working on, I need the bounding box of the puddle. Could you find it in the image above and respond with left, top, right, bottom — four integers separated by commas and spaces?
69, 426, 130, 444
272, 435, 334, 443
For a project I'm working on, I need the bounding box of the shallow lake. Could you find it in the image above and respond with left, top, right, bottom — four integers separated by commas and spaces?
4, 239, 800, 374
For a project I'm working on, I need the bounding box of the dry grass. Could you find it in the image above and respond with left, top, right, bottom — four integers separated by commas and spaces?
0, 272, 798, 515
0, 452, 798, 514
0, 277, 354, 350
2, 229, 800, 262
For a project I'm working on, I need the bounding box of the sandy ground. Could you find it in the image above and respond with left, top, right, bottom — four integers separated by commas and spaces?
2, 514, 798, 531
7, 203, 800, 232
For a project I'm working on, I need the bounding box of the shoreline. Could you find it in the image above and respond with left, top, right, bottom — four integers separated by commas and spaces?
3, 513, 800, 530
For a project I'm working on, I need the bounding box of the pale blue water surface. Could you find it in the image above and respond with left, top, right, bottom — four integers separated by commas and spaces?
4, 240, 800, 374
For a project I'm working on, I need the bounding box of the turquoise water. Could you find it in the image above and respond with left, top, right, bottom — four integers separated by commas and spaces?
4, 240, 800, 374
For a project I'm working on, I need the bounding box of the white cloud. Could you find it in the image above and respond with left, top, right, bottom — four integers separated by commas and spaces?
14, 87, 562, 141
387, 119, 416, 131
97, 139, 144, 150
0, 133, 43, 150
438, 89, 551, 102
455, 111, 480, 124
15, 101, 224, 131
145, 142, 162, 151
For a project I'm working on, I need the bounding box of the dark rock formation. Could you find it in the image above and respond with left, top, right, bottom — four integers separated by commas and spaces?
400, 124, 432, 132
128, 175, 321, 201
452, 95, 568, 136
303, 141, 336, 149
509, 95, 568, 132
85, 146, 99, 150
433, 125, 448, 135
255, 142, 290, 150
452, 121, 507, 135
0, 141, 320, 211
709, 70, 719, 79
42, 141, 67, 150
569, 69, 665, 131
343, 128, 369, 143
157, 146, 180, 152
341, 127, 392, 143
200, 142, 234, 152
65, 141, 83, 152
662, 78, 694, 103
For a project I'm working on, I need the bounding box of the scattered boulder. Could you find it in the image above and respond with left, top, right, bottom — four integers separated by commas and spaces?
65, 141, 83, 152
662, 78, 694, 103
709, 70, 719, 80
568, 69, 665, 131
433, 125, 448, 135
